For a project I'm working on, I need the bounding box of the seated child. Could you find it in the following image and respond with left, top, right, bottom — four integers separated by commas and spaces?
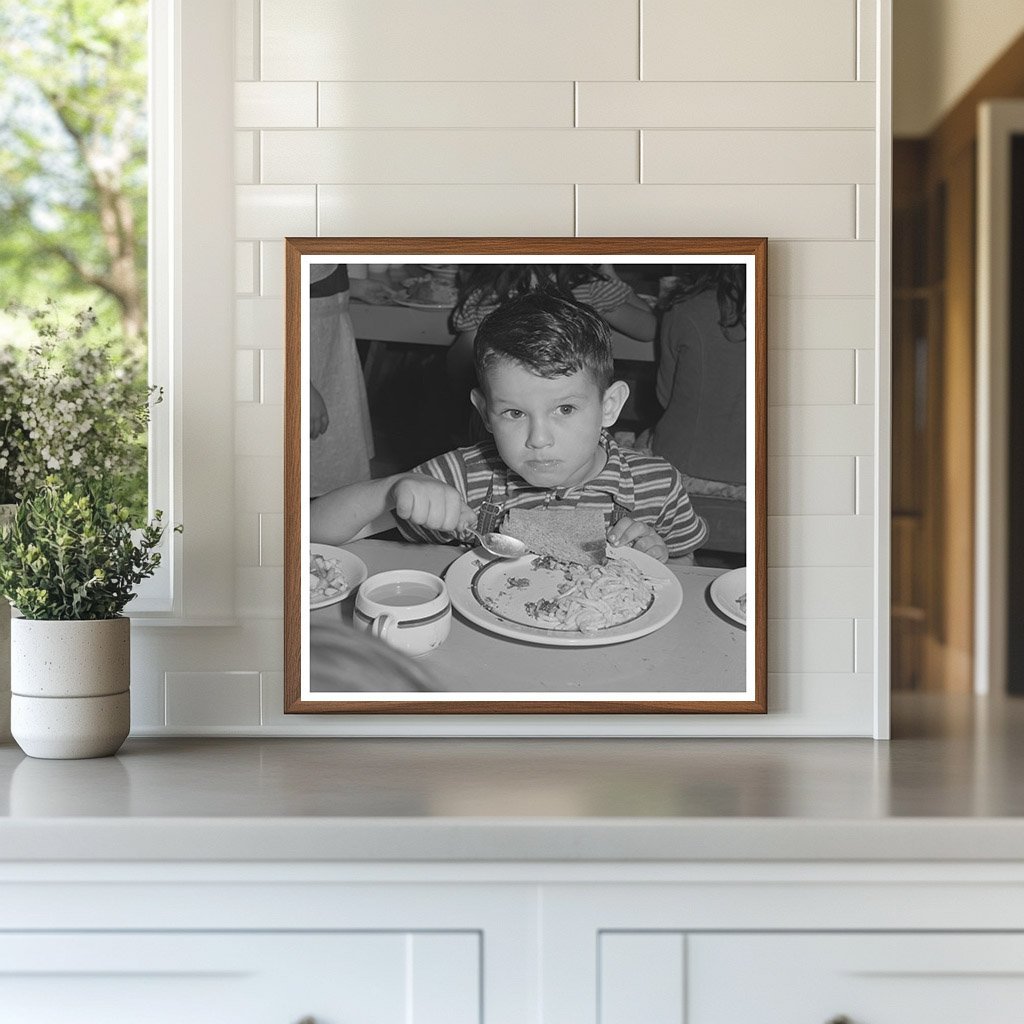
310, 291, 707, 564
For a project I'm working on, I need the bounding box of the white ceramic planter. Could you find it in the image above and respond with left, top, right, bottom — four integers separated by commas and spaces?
0, 502, 15, 743
10, 617, 131, 759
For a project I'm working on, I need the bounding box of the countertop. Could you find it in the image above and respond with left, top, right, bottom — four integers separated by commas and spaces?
2, 692, 1024, 863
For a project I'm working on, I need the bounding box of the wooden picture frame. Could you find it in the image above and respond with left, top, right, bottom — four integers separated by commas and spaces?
285, 238, 767, 715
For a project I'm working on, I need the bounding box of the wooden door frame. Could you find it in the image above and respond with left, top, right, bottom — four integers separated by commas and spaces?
975, 100, 1024, 696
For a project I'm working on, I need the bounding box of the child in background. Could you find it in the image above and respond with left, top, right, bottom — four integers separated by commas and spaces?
311, 291, 706, 564
650, 265, 747, 488
308, 264, 391, 497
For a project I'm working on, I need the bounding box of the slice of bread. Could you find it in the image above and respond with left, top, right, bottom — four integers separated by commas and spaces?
502, 508, 608, 566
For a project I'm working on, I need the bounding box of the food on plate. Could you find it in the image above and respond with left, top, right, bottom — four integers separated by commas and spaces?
400, 275, 458, 306
309, 551, 349, 604
736, 593, 747, 615
502, 508, 607, 567
524, 556, 655, 634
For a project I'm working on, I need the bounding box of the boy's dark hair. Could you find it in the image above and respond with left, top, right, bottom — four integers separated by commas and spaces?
473, 289, 614, 392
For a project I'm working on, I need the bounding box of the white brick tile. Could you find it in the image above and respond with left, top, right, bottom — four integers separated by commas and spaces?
129, 672, 166, 729
769, 405, 875, 456
856, 455, 875, 514
261, 0, 637, 81
643, 0, 857, 81
855, 617, 874, 673
318, 184, 575, 236
236, 82, 317, 128
236, 241, 256, 295
260, 241, 286, 297
261, 349, 285, 404
235, 349, 259, 403
235, 297, 285, 350
765, 672, 874, 730
235, 131, 257, 185
856, 183, 876, 239
236, 456, 283, 512
165, 672, 262, 728
578, 185, 854, 239
236, 512, 261, 567
768, 515, 873, 567
235, 403, 284, 457
235, 567, 284, 618
319, 82, 574, 128
770, 297, 875, 348
769, 619, 855, 674
235, 0, 257, 81
769, 350, 856, 406
579, 82, 874, 129
768, 457, 856, 515
261, 130, 638, 184
643, 131, 874, 185
259, 513, 285, 567
236, 185, 316, 238
770, 567, 874, 619
858, 0, 878, 81
855, 349, 875, 404
768, 241, 875, 296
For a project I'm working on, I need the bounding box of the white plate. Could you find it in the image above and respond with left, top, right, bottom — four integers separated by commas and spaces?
709, 566, 747, 627
308, 544, 368, 610
444, 547, 682, 647
392, 296, 454, 310
392, 277, 455, 310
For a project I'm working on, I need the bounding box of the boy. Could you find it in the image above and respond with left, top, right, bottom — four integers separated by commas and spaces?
311, 291, 707, 563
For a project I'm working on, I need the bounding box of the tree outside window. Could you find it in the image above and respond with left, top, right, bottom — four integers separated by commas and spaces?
0, 0, 150, 516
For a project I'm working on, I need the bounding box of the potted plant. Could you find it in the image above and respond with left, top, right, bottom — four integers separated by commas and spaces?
0, 301, 158, 747
0, 479, 171, 759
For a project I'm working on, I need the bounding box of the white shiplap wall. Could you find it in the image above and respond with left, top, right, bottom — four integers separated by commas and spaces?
135, 0, 888, 737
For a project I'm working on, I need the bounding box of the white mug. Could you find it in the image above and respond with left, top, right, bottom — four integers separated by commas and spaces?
353, 570, 451, 657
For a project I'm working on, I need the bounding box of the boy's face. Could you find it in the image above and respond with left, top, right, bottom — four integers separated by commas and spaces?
471, 360, 629, 490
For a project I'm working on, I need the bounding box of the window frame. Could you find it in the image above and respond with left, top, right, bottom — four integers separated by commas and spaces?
128, 0, 236, 624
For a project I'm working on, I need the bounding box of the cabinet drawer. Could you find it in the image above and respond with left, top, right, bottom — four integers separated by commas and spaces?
0, 932, 480, 1024
688, 933, 1024, 1024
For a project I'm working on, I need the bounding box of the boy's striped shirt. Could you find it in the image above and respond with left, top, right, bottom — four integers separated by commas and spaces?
396, 433, 708, 559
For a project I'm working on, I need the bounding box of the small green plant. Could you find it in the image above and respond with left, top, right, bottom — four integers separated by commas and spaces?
0, 301, 156, 516
0, 478, 176, 620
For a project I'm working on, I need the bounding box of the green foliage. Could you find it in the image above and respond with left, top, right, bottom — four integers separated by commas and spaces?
0, 300, 156, 516
0, 477, 175, 620
0, 0, 148, 345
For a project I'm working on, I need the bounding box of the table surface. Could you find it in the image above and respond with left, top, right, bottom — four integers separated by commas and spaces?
2, 693, 1024, 862
310, 540, 742, 697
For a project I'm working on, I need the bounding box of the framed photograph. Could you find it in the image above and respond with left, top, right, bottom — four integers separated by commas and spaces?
284, 238, 766, 714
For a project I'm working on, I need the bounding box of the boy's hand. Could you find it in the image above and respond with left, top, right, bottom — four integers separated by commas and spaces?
606, 516, 669, 564
390, 476, 474, 533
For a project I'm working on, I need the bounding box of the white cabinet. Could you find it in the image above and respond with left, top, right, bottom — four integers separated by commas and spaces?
689, 934, 1024, 1024
4, 862, 1024, 1023
0, 932, 481, 1024
596, 932, 1024, 1024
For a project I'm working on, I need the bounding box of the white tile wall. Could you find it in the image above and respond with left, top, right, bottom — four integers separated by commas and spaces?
260, 0, 639, 81
318, 184, 577, 236
319, 82, 576, 128
578, 82, 874, 129
641, 131, 875, 185
578, 184, 855, 238
260, 130, 639, 184
641, 0, 857, 81
138, 0, 888, 738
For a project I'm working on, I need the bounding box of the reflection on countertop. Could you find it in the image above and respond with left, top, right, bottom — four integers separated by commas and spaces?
1, 692, 1023, 862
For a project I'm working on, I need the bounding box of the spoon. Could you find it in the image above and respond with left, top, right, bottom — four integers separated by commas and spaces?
461, 528, 528, 559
